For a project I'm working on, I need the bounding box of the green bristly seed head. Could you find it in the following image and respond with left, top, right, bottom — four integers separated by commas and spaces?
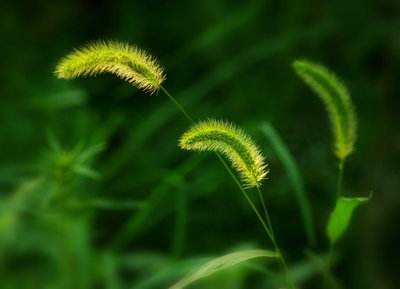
293, 59, 357, 161
179, 119, 268, 188
55, 41, 166, 94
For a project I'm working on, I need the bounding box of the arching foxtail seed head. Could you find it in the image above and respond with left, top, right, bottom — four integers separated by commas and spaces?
293, 59, 357, 161
179, 119, 268, 188
55, 41, 165, 94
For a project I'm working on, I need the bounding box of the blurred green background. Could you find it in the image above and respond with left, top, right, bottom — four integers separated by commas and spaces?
0, 0, 399, 288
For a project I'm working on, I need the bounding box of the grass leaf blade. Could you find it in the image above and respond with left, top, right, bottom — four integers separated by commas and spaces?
260, 121, 316, 245
326, 195, 370, 244
169, 249, 278, 289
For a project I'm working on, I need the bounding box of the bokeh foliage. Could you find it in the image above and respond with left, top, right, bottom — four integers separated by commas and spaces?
0, 0, 399, 288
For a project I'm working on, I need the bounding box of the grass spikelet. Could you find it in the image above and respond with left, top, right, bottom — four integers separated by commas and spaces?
293, 59, 357, 161
179, 119, 268, 188
55, 41, 165, 93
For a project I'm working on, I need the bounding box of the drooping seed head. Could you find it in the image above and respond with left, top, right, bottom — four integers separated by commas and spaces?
293, 59, 357, 161
55, 41, 165, 94
179, 119, 268, 188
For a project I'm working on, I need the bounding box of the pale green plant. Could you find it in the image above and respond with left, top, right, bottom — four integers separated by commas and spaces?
55, 40, 295, 289
293, 60, 357, 164
55, 41, 165, 94
179, 119, 267, 188
178, 119, 293, 288
293, 59, 370, 288
54, 40, 372, 289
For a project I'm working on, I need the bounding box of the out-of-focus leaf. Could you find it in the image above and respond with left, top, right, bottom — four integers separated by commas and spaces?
169, 249, 278, 289
112, 156, 203, 248
326, 195, 370, 244
30, 88, 88, 110
260, 121, 315, 245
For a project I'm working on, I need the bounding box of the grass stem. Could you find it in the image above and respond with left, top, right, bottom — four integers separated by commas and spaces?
160, 86, 194, 123
160, 86, 295, 289
336, 158, 345, 198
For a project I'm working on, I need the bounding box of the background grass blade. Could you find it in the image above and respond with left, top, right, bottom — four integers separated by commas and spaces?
260, 122, 316, 245
169, 249, 278, 289
112, 156, 203, 248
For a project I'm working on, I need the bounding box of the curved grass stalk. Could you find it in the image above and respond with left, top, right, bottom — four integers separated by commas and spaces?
179, 119, 268, 188
55, 41, 165, 94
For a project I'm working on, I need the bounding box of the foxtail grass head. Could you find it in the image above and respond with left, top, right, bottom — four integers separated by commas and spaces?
293, 59, 357, 162
179, 119, 268, 188
55, 41, 165, 94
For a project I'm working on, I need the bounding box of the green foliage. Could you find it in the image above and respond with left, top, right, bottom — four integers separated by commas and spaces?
293, 59, 357, 161
1, 1, 393, 288
260, 121, 315, 245
55, 41, 165, 93
42, 134, 104, 182
327, 195, 370, 244
169, 249, 278, 289
179, 119, 268, 188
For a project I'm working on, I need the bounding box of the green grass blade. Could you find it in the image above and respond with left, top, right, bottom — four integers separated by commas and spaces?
112, 156, 203, 248
293, 59, 357, 161
260, 122, 316, 245
168, 0, 262, 64
326, 195, 370, 244
66, 198, 146, 210
133, 257, 209, 289
169, 249, 279, 289
101, 253, 121, 289
171, 188, 187, 258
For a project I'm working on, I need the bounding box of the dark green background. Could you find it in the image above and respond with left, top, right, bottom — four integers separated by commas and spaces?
0, 0, 399, 288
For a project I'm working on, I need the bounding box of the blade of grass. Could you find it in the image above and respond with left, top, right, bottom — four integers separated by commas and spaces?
169, 249, 278, 289
260, 121, 316, 245
112, 155, 203, 248
171, 187, 188, 258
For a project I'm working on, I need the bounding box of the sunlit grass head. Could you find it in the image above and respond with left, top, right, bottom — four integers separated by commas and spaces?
179, 119, 268, 188
293, 59, 357, 161
55, 41, 166, 94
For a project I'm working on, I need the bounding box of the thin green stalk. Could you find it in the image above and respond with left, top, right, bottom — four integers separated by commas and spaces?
160, 86, 194, 123
336, 159, 345, 198
160, 86, 294, 289
256, 185, 293, 289
329, 158, 345, 286
256, 185, 276, 241
215, 153, 274, 241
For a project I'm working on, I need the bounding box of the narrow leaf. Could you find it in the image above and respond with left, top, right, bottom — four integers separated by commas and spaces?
293, 59, 357, 161
260, 122, 315, 245
169, 249, 278, 289
179, 119, 268, 188
327, 195, 370, 244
